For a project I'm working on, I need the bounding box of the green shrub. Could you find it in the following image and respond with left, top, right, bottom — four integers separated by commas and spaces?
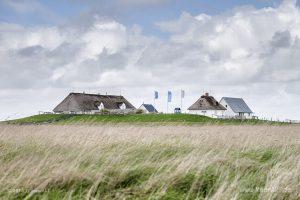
135, 109, 144, 114
100, 109, 110, 115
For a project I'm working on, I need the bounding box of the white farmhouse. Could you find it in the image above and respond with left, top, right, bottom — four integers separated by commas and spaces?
188, 93, 226, 118
219, 97, 253, 119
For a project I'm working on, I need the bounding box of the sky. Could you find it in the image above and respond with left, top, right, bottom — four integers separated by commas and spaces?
0, 0, 300, 120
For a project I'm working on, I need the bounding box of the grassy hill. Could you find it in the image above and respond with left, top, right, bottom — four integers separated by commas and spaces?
6, 113, 285, 125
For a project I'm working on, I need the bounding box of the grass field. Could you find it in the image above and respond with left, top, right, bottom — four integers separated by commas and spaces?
0, 124, 299, 199
7, 114, 285, 125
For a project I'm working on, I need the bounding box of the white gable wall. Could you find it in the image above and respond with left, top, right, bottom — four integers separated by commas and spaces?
138, 105, 150, 114
219, 99, 236, 117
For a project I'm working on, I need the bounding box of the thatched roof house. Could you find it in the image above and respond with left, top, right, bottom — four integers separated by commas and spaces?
188, 93, 226, 117
53, 93, 135, 114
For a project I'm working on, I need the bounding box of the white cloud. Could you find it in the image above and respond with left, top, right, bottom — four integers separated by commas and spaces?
1, 1, 300, 120
0, 23, 63, 50
81, 21, 127, 59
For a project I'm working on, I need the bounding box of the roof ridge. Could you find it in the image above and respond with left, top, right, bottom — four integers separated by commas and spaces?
70, 92, 124, 98
223, 97, 243, 99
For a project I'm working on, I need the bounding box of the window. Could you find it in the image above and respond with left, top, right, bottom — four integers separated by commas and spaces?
119, 103, 126, 109
98, 102, 104, 110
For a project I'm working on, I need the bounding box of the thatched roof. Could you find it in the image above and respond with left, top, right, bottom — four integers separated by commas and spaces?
188, 94, 226, 111
53, 93, 135, 113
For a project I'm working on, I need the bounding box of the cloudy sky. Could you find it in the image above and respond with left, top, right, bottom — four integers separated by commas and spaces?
0, 0, 300, 120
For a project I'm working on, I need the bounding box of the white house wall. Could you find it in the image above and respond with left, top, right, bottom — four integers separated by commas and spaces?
188, 110, 224, 118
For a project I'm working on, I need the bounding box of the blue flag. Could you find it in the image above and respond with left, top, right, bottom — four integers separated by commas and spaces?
154, 91, 158, 99
168, 91, 172, 102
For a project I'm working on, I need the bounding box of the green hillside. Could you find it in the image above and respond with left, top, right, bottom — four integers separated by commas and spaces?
6, 114, 285, 125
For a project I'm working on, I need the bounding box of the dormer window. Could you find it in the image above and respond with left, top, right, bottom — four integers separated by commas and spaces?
98, 102, 104, 110
119, 103, 126, 109
94, 101, 104, 110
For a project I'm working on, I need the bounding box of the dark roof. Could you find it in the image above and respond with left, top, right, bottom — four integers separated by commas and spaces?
141, 104, 158, 113
53, 93, 135, 112
221, 97, 253, 113
188, 94, 226, 111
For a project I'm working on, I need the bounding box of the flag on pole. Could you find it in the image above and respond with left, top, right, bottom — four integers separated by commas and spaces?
167, 91, 172, 102
181, 90, 185, 98
154, 91, 159, 99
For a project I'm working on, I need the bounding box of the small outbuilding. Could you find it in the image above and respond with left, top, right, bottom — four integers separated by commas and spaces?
138, 104, 158, 114
188, 93, 226, 118
174, 108, 181, 114
219, 97, 253, 119
53, 93, 136, 114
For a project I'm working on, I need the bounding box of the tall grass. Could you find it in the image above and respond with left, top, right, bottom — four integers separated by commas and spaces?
0, 124, 299, 199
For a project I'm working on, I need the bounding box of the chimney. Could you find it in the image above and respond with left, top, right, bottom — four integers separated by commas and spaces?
205, 92, 209, 96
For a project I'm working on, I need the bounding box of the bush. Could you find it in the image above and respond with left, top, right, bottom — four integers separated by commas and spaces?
135, 109, 144, 114
100, 109, 110, 115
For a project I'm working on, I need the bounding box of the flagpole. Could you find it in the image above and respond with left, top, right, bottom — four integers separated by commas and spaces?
180, 89, 183, 111
167, 100, 168, 114
167, 91, 169, 114
154, 91, 157, 112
